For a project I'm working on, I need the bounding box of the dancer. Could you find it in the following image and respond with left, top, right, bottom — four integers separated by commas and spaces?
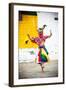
27, 25, 52, 72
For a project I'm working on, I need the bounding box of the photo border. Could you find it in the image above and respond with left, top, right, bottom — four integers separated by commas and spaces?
9, 3, 65, 87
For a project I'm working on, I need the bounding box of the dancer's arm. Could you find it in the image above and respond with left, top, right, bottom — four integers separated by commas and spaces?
27, 34, 34, 42
48, 30, 52, 38
44, 30, 52, 39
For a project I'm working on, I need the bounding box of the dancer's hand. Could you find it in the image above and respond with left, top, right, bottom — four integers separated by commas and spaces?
50, 30, 52, 37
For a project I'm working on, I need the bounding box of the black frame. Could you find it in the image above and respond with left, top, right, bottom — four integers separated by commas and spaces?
9, 3, 65, 87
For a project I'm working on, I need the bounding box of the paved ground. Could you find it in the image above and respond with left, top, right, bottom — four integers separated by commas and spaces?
19, 60, 58, 79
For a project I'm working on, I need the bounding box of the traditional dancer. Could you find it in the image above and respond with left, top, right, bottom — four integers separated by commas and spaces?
27, 25, 52, 72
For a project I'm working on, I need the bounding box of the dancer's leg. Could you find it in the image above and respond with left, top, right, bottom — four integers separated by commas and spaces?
40, 63, 44, 72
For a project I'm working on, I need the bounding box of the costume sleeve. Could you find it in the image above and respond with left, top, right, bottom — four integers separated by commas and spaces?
43, 35, 49, 40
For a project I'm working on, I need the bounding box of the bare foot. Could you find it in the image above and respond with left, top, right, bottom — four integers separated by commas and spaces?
42, 66, 44, 72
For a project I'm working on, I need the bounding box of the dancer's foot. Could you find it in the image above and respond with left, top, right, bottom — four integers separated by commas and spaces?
42, 66, 44, 72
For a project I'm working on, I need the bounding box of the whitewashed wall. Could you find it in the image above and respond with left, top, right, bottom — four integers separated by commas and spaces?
19, 48, 39, 62
19, 12, 58, 62
37, 12, 59, 60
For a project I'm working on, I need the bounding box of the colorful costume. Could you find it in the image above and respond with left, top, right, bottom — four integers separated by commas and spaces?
38, 45, 49, 64
31, 34, 49, 64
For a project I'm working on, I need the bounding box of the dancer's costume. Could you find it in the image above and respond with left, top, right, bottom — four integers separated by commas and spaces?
31, 34, 49, 64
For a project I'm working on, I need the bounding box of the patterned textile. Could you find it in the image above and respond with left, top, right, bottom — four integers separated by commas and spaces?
32, 35, 49, 46
30, 34, 49, 63
38, 46, 48, 63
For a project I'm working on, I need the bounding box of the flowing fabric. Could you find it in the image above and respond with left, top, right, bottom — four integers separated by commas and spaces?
38, 46, 49, 63
30, 35, 49, 63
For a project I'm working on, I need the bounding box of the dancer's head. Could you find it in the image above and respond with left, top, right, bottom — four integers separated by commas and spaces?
38, 24, 47, 38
